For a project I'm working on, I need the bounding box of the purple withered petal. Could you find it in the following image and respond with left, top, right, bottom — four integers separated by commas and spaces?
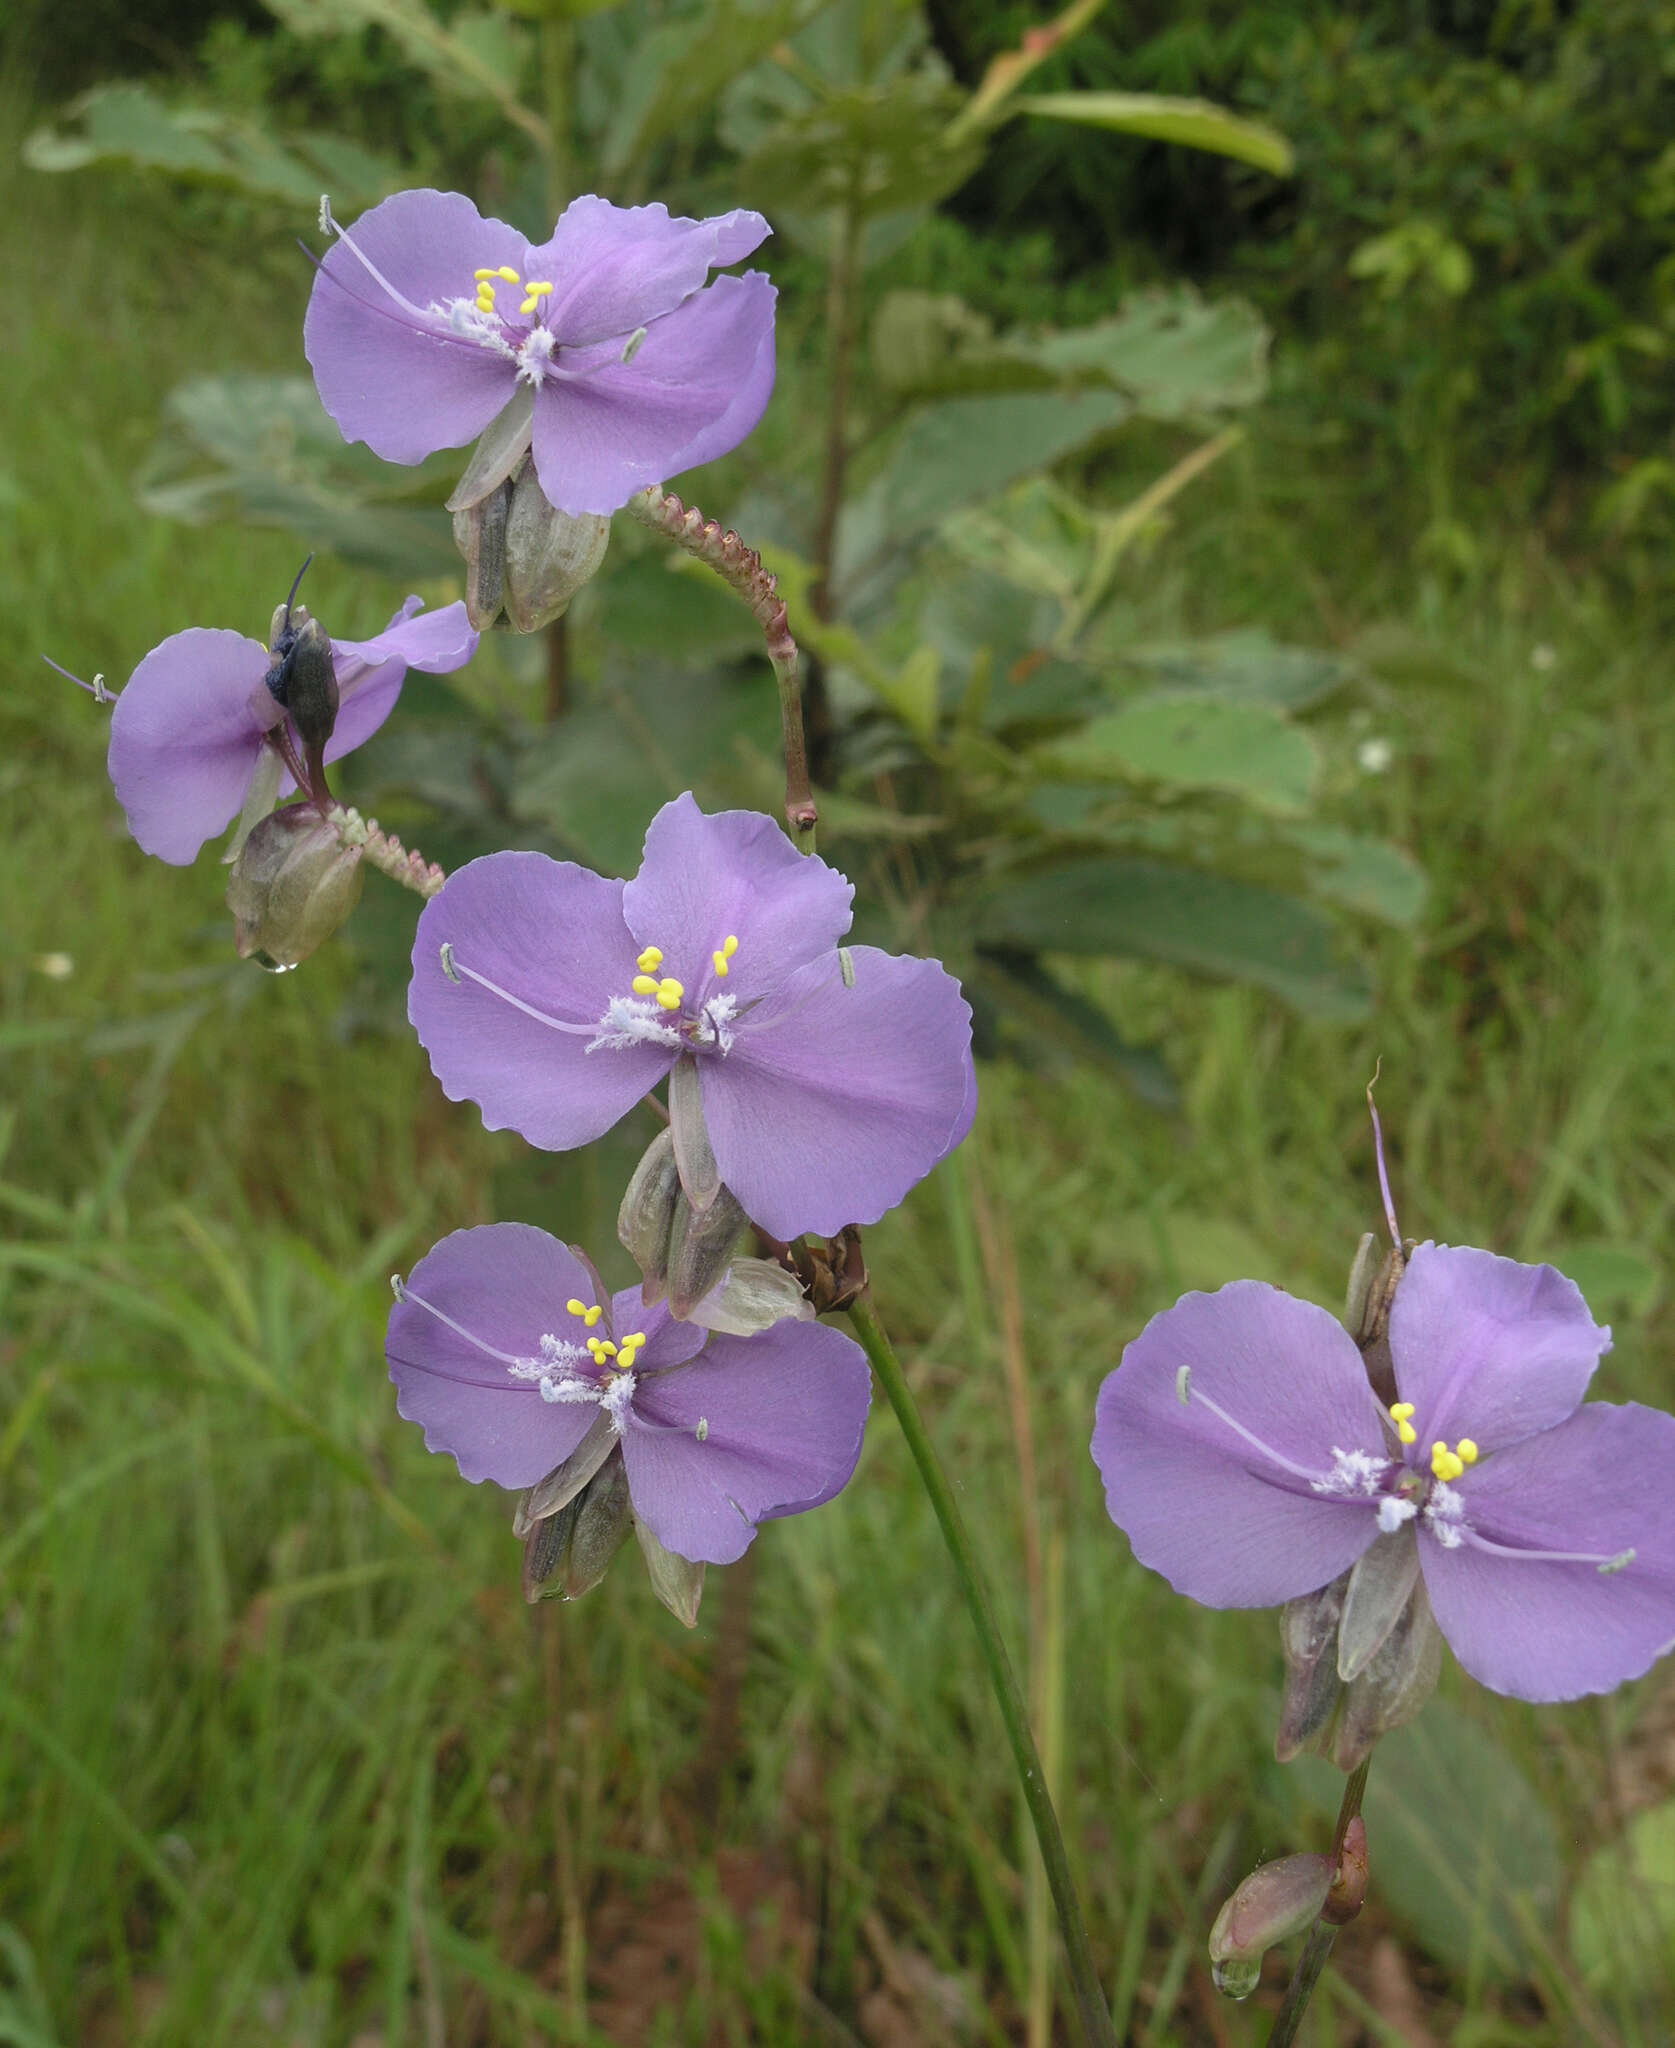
1418, 1401, 1675, 1701
526, 196, 769, 348
619, 1318, 872, 1565
387, 1224, 604, 1488
620, 792, 854, 1000
409, 851, 676, 1149
529, 273, 777, 515
1092, 1282, 1390, 1608
1389, 1242, 1611, 1457
304, 189, 526, 464
697, 946, 975, 1241
322, 596, 483, 763
108, 628, 271, 863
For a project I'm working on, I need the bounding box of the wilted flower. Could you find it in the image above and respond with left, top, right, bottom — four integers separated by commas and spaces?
1092, 1242, 1675, 1703
305, 190, 776, 517
386, 1223, 871, 1567
407, 794, 976, 1242
108, 594, 477, 864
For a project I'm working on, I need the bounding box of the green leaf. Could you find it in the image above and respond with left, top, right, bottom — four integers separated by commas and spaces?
971, 857, 1370, 1018
1007, 288, 1270, 417
1115, 628, 1355, 710
1292, 1702, 1561, 1981
1035, 693, 1320, 814
1286, 825, 1428, 925
850, 390, 1131, 549
973, 952, 1178, 1107
1011, 90, 1294, 176
1570, 1799, 1675, 1998
136, 374, 459, 579
23, 82, 400, 207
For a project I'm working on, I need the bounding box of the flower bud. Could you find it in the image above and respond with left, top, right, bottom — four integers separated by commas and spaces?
635, 1517, 705, 1628
688, 1257, 813, 1336
225, 804, 363, 969
452, 480, 513, 631
521, 1450, 633, 1604
502, 464, 610, 634
666, 1181, 748, 1319
1274, 1564, 1443, 1770
618, 1127, 681, 1300
1330, 1574, 1442, 1772
1208, 1852, 1334, 2000
264, 609, 338, 752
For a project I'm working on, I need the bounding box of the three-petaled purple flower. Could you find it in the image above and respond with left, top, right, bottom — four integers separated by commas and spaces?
109, 597, 478, 864
387, 1223, 871, 1564
407, 794, 976, 1243
304, 190, 776, 517
1092, 1242, 1675, 1702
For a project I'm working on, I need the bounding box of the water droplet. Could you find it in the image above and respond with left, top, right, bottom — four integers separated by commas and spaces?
250, 951, 298, 975
1211, 1956, 1261, 2002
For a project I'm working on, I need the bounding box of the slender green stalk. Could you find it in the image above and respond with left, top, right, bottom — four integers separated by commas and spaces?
845, 1293, 1118, 2048
1262, 1757, 1372, 2048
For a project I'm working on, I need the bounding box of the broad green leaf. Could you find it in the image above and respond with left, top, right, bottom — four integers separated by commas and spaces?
1286, 825, 1427, 925
136, 374, 458, 579
1115, 628, 1355, 709
850, 390, 1131, 550
1036, 693, 1320, 815
1011, 90, 1294, 176
23, 83, 399, 207
942, 477, 1095, 604
1007, 288, 1270, 417
972, 858, 1370, 1018
1292, 1702, 1561, 1981
1570, 1800, 1675, 1999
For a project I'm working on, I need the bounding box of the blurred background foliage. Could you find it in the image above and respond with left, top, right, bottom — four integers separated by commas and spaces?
4, 0, 1675, 2043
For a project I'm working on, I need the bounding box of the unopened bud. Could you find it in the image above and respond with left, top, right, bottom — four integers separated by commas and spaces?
502, 465, 610, 633
521, 1450, 632, 1604
1330, 1573, 1442, 1771
452, 479, 513, 630
1208, 1852, 1334, 2000
225, 804, 362, 969
666, 1181, 748, 1319
618, 1128, 681, 1300
264, 610, 338, 751
1322, 1816, 1369, 1925
688, 1257, 813, 1336
1275, 1577, 1347, 1763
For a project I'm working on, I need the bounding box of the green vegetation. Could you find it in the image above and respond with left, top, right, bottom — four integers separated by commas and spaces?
5, 11, 1675, 2043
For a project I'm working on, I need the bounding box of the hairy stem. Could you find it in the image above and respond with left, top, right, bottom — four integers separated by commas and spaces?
845, 1293, 1117, 2048
328, 806, 447, 898
1262, 1757, 1372, 2048
623, 486, 817, 853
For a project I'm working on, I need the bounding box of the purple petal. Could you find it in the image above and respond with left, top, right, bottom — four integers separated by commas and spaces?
409, 851, 675, 1149
620, 793, 853, 1001
699, 947, 975, 1241
528, 196, 770, 347
387, 1224, 601, 1488
1390, 1242, 1611, 1458
609, 1288, 708, 1370
107, 628, 266, 863
1420, 1402, 1675, 1700
620, 1319, 871, 1564
305, 189, 525, 464
530, 273, 777, 515
326, 598, 479, 762
1092, 1283, 1388, 1607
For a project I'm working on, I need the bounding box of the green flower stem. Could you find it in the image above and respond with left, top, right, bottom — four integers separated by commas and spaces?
623, 485, 817, 853
1262, 1756, 1372, 2048
845, 1292, 1118, 2048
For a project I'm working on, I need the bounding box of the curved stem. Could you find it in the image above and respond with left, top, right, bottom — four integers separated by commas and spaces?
845, 1292, 1118, 2048
1262, 1757, 1372, 2048
623, 486, 817, 852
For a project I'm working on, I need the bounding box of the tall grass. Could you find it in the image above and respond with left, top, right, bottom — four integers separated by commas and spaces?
3, 92, 1674, 2048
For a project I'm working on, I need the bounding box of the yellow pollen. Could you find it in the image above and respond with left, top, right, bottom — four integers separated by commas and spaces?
471, 268, 499, 281
636, 946, 663, 972
566, 1298, 602, 1328
1457, 1439, 1478, 1465
712, 934, 740, 977
1429, 1439, 1470, 1483
631, 975, 660, 996
519, 280, 553, 314
1388, 1400, 1417, 1446
492, 266, 519, 282
654, 978, 683, 1011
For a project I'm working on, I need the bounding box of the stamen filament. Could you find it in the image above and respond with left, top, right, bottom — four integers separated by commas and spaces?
445, 954, 595, 1035
1183, 1382, 1346, 1487
391, 1278, 535, 1370
1458, 1528, 1638, 1570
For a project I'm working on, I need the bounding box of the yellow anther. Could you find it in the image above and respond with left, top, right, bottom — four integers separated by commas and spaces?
1429, 1441, 1466, 1482
631, 974, 660, 997
471, 268, 499, 281
519, 281, 553, 314
1388, 1400, 1417, 1446
711, 933, 740, 977
1457, 1439, 1478, 1465
654, 978, 683, 1011
493, 266, 519, 282
636, 946, 663, 972
566, 1298, 586, 1317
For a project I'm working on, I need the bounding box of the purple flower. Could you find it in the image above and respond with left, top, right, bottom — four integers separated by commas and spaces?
1092, 1242, 1675, 1703
109, 597, 478, 864
407, 793, 976, 1242
387, 1223, 871, 1565
304, 190, 777, 517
